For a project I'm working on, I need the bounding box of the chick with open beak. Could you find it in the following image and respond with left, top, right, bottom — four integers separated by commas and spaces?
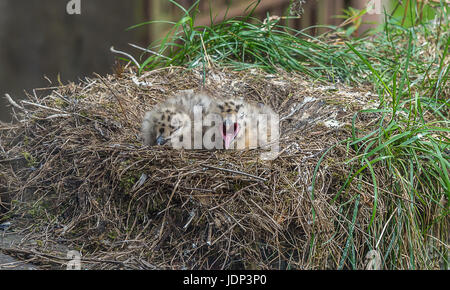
222, 118, 241, 149
210, 98, 247, 150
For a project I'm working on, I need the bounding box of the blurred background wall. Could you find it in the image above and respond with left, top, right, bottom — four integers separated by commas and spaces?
0, 0, 147, 122
0, 0, 387, 122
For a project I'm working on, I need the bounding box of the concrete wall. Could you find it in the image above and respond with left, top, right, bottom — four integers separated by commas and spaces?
0, 0, 146, 122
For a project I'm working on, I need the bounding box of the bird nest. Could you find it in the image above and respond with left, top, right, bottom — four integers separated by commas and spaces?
0, 66, 381, 269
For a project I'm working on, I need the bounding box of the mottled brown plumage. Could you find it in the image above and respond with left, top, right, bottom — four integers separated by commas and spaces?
208, 97, 278, 150
141, 91, 213, 147
142, 92, 278, 150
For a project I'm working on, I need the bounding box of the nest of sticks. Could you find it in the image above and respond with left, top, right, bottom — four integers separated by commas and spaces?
0, 66, 382, 269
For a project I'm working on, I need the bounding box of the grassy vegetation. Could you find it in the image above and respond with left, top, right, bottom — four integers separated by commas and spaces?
130, 0, 449, 269
128, 0, 384, 83
337, 1, 449, 269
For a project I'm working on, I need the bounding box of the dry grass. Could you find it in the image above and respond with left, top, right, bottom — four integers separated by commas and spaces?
0, 66, 399, 269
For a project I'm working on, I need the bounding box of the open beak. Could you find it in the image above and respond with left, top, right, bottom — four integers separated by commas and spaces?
156, 135, 168, 145
221, 121, 240, 149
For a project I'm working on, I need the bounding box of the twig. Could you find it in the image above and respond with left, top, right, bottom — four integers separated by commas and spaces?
12, 97, 107, 126
33, 114, 72, 120
209, 219, 241, 247
250, 199, 282, 231
203, 165, 267, 182
1, 247, 134, 269
199, 34, 213, 68
280, 103, 303, 121
376, 210, 396, 249
4, 94, 28, 113
128, 43, 169, 59
110, 46, 141, 68
158, 179, 181, 240
94, 73, 129, 121
0, 157, 25, 163
183, 210, 196, 230
21, 100, 66, 113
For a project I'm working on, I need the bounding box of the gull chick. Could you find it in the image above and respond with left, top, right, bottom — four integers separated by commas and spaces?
141, 91, 214, 147
141, 104, 191, 146
209, 98, 278, 150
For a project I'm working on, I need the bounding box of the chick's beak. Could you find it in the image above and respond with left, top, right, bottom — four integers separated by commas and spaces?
222, 120, 240, 149
156, 135, 168, 145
